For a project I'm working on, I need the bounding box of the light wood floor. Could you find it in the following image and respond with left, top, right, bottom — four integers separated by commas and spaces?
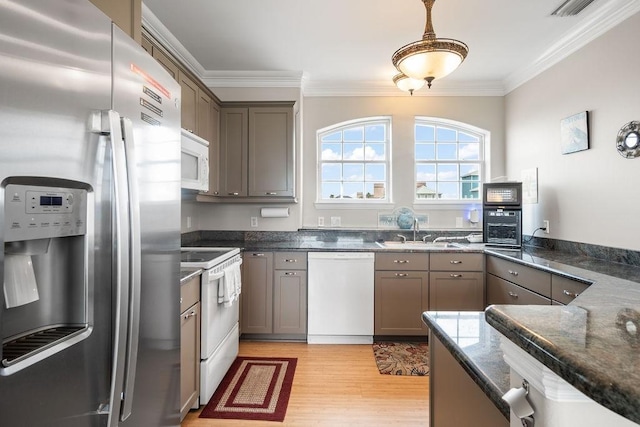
182, 341, 430, 427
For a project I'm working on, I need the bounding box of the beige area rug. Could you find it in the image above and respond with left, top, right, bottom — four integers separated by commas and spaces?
372, 342, 430, 376
200, 357, 296, 422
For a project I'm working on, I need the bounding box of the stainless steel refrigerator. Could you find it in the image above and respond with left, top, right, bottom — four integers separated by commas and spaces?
0, 0, 181, 426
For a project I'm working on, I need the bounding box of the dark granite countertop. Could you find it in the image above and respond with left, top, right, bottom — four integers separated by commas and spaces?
422, 311, 511, 419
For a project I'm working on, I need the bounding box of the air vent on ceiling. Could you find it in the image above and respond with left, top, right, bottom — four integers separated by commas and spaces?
551, 0, 596, 16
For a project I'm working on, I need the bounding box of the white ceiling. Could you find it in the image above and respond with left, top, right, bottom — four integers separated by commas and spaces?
142, 0, 639, 96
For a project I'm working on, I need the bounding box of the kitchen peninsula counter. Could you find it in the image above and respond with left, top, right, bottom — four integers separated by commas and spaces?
424, 246, 640, 425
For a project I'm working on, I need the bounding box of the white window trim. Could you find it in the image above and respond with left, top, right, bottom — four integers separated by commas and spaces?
413, 116, 489, 205
315, 116, 393, 205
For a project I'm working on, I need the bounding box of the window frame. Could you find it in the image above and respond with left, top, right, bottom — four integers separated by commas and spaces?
414, 117, 487, 205
316, 116, 393, 206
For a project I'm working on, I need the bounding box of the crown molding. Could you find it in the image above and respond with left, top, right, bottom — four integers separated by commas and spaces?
201, 71, 304, 88
141, 3, 206, 77
504, 0, 640, 94
302, 80, 506, 97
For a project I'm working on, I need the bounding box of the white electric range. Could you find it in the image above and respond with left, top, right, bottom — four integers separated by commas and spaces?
180, 247, 242, 405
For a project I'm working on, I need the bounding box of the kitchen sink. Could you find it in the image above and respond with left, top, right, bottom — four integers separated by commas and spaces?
375, 241, 463, 249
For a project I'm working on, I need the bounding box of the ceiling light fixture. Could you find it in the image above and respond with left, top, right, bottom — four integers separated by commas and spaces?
392, 0, 468, 90
392, 73, 426, 95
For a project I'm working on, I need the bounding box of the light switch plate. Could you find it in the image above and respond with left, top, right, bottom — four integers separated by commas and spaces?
330, 216, 341, 227
250, 217, 258, 227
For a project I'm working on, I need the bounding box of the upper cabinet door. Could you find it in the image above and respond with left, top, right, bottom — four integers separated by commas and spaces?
248, 107, 294, 197
178, 71, 198, 133
220, 108, 249, 197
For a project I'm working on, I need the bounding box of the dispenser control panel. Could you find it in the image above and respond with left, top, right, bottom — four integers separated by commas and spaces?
4, 183, 88, 242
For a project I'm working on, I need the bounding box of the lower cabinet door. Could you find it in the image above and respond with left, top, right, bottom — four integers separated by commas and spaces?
180, 302, 200, 420
429, 272, 484, 311
273, 270, 307, 335
374, 271, 429, 335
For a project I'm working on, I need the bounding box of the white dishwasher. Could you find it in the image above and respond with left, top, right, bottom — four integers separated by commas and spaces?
307, 252, 375, 344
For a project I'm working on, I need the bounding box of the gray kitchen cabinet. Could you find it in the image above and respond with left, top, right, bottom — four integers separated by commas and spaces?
218, 103, 295, 200
374, 253, 429, 336
178, 71, 198, 134
273, 252, 307, 336
551, 274, 590, 305
486, 255, 551, 305
180, 275, 200, 420
219, 107, 248, 197
486, 274, 551, 305
241, 252, 274, 334
242, 251, 307, 339
90, 0, 141, 42
429, 253, 484, 311
201, 101, 220, 196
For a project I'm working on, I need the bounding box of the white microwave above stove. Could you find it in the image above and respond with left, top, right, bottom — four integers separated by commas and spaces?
181, 129, 209, 192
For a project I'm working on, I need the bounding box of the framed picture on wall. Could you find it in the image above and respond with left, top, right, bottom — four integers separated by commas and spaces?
560, 111, 589, 154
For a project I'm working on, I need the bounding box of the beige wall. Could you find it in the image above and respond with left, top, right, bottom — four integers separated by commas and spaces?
505, 12, 640, 251
302, 96, 505, 230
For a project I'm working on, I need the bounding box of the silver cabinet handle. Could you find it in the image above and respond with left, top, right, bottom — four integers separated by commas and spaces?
508, 291, 519, 298
395, 273, 408, 277
252, 253, 265, 257
183, 310, 197, 320
284, 272, 297, 276
213, 191, 219, 195
508, 270, 519, 276
393, 259, 409, 264
228, 192, 239, 196
284, 259, 297, 263
563, 289, 579, 298
450, 274, 463, 278
266, 192, 277, 195
450, 260, 462, 264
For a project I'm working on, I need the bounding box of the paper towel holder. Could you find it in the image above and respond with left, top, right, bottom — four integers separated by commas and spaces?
260, 207, 289, 218
502, 379, 535, 427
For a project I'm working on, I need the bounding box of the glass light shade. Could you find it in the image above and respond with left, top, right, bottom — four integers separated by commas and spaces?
393, 73, 425, 94
393, 39, 468, 82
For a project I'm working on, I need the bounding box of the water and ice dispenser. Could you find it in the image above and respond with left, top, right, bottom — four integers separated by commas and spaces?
1, 182, 92, 375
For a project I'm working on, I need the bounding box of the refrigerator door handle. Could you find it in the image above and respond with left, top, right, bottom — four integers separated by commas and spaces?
119, 116, 141, 422
103, 110, 131, 427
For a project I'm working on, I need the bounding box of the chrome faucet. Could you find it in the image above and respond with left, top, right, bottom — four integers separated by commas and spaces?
413, 217, 422, 242
422, 234, 432, 242
396, 234, 407, 243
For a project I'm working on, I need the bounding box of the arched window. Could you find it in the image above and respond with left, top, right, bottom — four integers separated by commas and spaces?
317, 117, 391, 202
415, 118, 486, 201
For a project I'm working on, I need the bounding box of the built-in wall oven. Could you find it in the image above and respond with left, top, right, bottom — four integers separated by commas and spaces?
180, 247, 242, 405
483, 182, 523, 248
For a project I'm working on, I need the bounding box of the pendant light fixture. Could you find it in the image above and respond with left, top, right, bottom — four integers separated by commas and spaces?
392, 0, 468, 90
392, 73, 426, 95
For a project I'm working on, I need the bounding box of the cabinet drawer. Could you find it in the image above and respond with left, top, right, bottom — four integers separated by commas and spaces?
274, 252, 307, 270
375, 252, 429, 271
486, 274, 551, 305
430, 253, 483, 271
551, 275, 590, 305
486, 256, 551, 298
181, 275, 200, 313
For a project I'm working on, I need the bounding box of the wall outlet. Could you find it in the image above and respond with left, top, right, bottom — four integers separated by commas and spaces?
318, 216, 324, 226
330, 216, 341, 227
543, 220, 550, 234
186, 216, 192, 229
250, 216, 258, 227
